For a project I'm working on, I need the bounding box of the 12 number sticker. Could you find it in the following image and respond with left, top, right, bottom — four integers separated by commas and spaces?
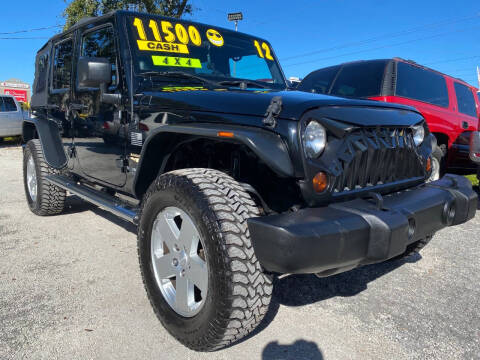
254, 40, 274, 60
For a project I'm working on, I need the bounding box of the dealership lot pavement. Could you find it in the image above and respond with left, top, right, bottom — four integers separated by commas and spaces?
1, 143, 479, 360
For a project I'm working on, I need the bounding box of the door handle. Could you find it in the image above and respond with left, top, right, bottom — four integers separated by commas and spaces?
462, 121, 469, 129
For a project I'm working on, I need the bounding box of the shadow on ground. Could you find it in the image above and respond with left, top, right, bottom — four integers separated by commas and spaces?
62, 195, 137, 235
0, 137, 22, 148
234, 251, 420, 349
272, 254, 419, 307
262, 339, 324, 360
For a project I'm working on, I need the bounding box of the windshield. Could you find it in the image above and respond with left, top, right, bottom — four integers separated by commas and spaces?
127, 15, 286, 89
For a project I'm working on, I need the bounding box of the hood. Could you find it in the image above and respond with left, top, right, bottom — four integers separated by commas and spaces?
141, 88, 422, 126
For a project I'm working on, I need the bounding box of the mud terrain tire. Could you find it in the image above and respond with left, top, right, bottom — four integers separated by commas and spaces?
138, 168, 273, 351
23, 139, 66, 215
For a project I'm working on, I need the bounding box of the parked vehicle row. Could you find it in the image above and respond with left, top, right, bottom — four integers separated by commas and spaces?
0, 95, 23, 140
21, 10, 478, 352
296, 58, 480, 180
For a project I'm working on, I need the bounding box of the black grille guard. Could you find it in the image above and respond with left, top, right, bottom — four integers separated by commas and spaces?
332, 127, 425, 194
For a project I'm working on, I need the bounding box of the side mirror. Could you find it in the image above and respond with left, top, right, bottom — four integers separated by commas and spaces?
77, 57, 111, 88
77, 57, 122, 105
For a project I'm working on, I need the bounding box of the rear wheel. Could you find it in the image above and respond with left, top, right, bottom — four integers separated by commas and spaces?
23, 139, 66, 215
138, 168, 272, 351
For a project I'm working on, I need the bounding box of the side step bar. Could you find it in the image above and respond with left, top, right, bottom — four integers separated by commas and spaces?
46, 174, 139, 224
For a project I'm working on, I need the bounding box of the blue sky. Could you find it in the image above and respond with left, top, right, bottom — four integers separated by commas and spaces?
1, 0, 479, 87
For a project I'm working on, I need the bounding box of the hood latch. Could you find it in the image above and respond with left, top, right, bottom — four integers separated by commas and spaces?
263, 96, 282, 128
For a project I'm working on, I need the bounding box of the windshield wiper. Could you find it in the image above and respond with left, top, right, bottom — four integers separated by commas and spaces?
139, 71, 219, 87
139, 72, 271, 89
218, 79, 269, 89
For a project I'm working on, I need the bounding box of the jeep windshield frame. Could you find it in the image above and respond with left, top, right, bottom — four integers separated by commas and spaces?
125, 14, 287, 90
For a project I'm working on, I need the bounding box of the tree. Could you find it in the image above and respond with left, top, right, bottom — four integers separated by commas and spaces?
62, 0, 193, 30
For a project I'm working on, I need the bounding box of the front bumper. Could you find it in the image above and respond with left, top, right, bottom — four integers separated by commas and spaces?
248, 174, 477, 275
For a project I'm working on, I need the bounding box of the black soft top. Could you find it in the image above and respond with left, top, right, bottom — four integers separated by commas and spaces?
36, 10, 270, 55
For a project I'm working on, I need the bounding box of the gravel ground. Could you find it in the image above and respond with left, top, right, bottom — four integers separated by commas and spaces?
1, 143, 479, 360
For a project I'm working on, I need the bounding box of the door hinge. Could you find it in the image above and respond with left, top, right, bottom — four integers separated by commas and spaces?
263, 96, 282, 128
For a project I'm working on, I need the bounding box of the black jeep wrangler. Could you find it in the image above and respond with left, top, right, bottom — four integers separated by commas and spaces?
23, 10, 477, 351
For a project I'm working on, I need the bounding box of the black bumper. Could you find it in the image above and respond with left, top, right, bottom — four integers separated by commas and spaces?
248, 174, 477, 275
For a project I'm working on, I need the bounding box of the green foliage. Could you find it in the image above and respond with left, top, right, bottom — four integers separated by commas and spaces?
62, 0, 193, 30
465, 174, 479, 186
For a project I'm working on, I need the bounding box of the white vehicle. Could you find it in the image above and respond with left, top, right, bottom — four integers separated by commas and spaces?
0, 95, 23, 140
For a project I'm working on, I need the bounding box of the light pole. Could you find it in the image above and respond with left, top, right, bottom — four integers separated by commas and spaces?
477, 66, 479, 89
228, 12, 243, 32
228, 12, 243, 77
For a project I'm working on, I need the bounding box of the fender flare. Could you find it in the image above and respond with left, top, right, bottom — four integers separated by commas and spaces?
133, 123, 295, 198
22, 117, 67, 169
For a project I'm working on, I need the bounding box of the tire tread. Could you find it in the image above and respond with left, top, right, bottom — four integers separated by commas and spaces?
138, 168, 272, 351
24, 139, 66, 215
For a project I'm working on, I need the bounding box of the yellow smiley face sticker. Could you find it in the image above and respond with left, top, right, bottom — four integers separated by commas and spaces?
206, 29, 224, 47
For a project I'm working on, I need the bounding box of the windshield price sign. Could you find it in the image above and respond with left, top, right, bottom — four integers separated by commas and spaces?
133, 17, 204, 54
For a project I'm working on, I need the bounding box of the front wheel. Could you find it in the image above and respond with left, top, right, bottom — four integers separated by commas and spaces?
138, 168, 272, 351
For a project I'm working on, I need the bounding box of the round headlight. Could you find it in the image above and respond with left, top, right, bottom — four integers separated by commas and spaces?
304, 121, 327, 158
413, 125, 425, 146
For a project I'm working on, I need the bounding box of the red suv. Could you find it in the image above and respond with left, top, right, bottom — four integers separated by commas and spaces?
297, 58, 480, 180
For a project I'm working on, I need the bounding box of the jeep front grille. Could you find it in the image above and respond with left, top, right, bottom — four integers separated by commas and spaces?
332, 128, 424, 193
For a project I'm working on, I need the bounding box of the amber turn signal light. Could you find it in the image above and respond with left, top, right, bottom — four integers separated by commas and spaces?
217, 131, 234, 138
312, 172, 328, 193
426, 157, 432, 173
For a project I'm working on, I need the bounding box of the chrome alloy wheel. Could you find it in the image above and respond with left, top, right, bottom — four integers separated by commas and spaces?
428, 156, 440, 182
151, 206, 209, 317
26, 155, 38, 202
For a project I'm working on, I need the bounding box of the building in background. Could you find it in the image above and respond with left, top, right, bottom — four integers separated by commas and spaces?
0, 79, 31, 104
